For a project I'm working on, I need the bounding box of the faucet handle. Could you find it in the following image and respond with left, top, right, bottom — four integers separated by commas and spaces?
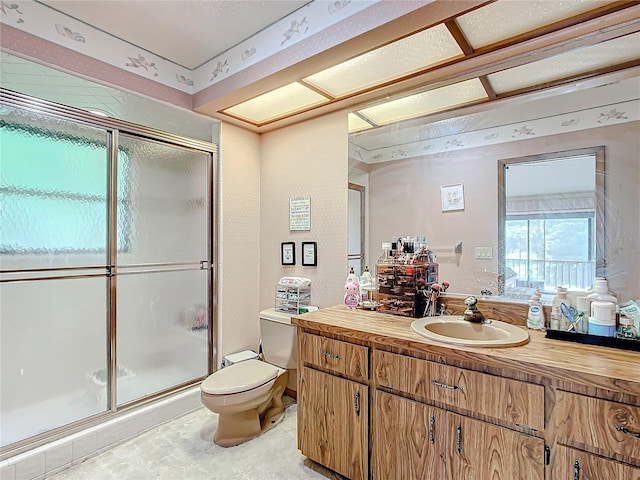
464, 296, 478, 309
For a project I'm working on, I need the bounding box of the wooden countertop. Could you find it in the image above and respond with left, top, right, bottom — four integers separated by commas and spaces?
292, 305, 640, 397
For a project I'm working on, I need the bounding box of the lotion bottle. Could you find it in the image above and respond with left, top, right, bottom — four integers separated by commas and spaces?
527, 289, 545, 330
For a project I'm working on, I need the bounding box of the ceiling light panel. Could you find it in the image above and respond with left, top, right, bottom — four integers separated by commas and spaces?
457, 0, 616, 49
222, 82, 330, 124
348, 113, 374, 133
487, 31, 640, 94
303, 24, 464, 98
357, 78, 488, 126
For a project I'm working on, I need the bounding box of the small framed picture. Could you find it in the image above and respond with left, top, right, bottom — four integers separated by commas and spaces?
302, 241, 317, 266
281, 242, 295, 266
441, 183, 465, 212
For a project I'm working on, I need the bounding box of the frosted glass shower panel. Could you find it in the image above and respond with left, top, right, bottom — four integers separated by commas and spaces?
0, 277, 108, 447
117, 135, 209, 265
0, 105, 109, 268
116, 269, 209, 405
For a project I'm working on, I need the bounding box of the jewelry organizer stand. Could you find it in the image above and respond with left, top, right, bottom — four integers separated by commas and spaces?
376, 257, 438, 318
275, 284, 311, 314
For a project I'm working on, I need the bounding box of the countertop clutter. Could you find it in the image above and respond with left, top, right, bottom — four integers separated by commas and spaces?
293, 305, 640, 480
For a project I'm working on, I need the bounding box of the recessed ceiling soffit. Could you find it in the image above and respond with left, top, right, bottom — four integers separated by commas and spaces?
219, 0, 640, 130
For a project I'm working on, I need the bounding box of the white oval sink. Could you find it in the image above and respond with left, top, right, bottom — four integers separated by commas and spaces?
411, 315, 529, 347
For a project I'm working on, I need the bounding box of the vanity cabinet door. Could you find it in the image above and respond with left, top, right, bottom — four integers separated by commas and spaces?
298, 366, 368, 480
551, 445, 640, 479
372, 390, 447, 480
448, 412, 545, 480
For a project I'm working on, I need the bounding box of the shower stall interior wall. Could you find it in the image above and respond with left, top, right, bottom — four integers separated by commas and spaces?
0, 95, 216, 449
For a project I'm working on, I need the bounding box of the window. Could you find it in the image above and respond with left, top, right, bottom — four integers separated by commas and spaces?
0, 120, 130, 254
499, 147, 604, 297
505, 213, 595, 292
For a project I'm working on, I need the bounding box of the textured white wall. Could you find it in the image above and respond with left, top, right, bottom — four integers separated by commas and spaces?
218, 123, 262, 362
260, 111, 349, 310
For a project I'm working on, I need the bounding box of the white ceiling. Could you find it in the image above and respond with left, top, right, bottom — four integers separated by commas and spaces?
3, 0, 639, 137
39, 0, 310, 69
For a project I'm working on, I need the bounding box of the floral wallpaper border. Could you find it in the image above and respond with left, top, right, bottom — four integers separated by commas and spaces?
0, 0, 380, 95
349, 98, 640, 164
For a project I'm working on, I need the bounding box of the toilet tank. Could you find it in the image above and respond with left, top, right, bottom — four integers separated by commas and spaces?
259, 308, 297, 369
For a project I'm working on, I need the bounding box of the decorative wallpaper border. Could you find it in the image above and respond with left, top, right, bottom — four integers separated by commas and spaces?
349, 99, 640, 164
0, 0, 381, 95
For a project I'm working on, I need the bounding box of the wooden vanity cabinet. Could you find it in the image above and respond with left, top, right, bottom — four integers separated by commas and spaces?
297, 333, 369, 480
372, 390, 447, 479
551, 445, 640, 479
449, 412, 544, 480
295, 308, 639, 480
551, 390, 640, 478
372, 350, 545, 480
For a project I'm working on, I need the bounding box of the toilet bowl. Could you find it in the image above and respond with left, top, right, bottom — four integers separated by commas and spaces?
201, 308, 297, 447
201, 359, 289, 447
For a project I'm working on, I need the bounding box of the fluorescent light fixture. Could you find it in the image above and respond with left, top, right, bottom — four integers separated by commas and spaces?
456, 0, 615, 49
348, 113, 375, 133
356, 78, 488, 126
487, 31, 640, 94
304, 24, 464, 97
222, 82, 330, 124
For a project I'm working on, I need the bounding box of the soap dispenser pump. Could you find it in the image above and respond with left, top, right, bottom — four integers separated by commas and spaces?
527, 289, 545, 330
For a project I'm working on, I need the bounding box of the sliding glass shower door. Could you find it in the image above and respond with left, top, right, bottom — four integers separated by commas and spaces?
115, 134, 210, 405
0, 92, 216, 448
0, 105, 111, 446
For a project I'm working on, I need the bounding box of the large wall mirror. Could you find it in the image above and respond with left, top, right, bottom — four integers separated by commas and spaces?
348, 72, 639, 303
498, 147, 604, 301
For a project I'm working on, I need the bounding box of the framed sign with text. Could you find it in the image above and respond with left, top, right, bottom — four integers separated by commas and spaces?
290, 196, 311, 231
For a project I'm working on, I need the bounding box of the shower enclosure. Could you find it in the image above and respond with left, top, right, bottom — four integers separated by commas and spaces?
0, 90, 217, 449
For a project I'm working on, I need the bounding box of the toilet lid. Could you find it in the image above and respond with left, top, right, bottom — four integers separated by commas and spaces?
201, 359, 279, 395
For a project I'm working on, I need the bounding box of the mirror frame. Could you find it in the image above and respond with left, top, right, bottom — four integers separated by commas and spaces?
497, 146, 605, 295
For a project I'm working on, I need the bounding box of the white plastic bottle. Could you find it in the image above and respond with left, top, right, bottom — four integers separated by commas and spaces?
527, 289, 545, 330
359, 266, 373, 302
587, 277, 617, 325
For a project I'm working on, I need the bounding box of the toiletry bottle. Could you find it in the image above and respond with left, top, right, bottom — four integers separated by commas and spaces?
344, 270, 360, 310
587, 277, 617, 323
549, 305, 562, 331
346, 267, 357, 283
359, 266, 373, 302
526, 289, 545, 330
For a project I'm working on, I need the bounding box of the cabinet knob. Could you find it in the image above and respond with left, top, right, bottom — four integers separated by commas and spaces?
456, 423, 463, 455
354, 391, 361, 417
574, 459, 580, 480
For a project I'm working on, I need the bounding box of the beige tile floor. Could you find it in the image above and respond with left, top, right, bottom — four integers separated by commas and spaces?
51, 400, 343, 480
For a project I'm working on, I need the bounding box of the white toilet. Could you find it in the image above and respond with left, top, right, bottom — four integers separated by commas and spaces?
200, 308, 297, 447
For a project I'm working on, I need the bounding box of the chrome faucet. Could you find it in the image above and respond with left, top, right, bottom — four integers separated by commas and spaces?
463, 296, 485, 323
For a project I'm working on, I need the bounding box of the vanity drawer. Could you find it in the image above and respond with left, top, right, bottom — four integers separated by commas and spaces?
372, 350, 544, 430
299, 332, 368, 382
555, 390, 640, 464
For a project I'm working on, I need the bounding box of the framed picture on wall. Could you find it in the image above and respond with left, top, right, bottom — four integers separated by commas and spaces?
302, 241, 317, 266
441, 183, 465, 211
281, 242, 295, 265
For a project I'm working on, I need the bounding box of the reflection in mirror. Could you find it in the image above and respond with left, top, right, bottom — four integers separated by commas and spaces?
348, 183, 365, 276
348, 74, 639, 303
498, 148, 604, 301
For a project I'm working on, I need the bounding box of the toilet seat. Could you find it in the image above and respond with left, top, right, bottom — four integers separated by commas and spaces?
201, 359, 279, 395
